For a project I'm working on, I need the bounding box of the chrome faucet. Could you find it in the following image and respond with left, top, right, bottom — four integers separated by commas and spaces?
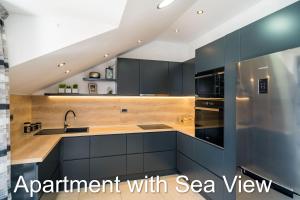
64, 110, 76, 132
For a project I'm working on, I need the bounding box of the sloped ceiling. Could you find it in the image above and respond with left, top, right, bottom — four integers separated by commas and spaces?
4, 0, 197, 94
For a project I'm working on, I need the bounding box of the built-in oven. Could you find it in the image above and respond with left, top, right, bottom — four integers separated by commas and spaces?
195, 67, 224, 98
195, 67, 224, 148
195, 98, 224, 147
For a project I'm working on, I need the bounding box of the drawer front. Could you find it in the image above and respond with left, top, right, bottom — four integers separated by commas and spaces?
90, 155, 126, 180
194, 139, 224, 177
144, 151, 176, 172
144, 132, 176, 152
62, 137, 90, 160
90, 135, 126, 158
127, 154, 143, 175
127, 133, 143, 154
62, 159, 89, 181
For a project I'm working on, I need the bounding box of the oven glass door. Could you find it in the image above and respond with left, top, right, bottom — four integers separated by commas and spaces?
195, 106, 224, 147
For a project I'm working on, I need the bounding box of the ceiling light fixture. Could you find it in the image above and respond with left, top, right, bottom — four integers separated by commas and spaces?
65, 70, 70, 74
197, 10, 204, 15
175, 29, 180, 33
104, 53, 109, 58
57, 62, 66, 67
137, 40, 143, 44
157, 0, 176, 9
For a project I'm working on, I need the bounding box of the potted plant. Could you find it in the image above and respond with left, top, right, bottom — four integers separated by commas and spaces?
72, 84, 79, 94
58, 83, 66, 93
65, 85, 72, 94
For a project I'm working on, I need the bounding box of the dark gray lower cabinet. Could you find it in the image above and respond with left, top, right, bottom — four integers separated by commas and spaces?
144, 131, 176, 152
177, 152, 224, 200
127, 154, 143, 175
61, 137, 89, 161
127, 133, 143, 154
144, 151, 176, 172
62, 159, 89, 181
90, 156, 126, 180
90, 135, 126, 158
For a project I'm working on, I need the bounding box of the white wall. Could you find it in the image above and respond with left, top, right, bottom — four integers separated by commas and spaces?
35, 59, 117, 95
5, 14, 116, 66
120, 40, 191, 62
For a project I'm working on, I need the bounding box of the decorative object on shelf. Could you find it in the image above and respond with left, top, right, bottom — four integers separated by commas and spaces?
106, 86, 113, 95
24, 122, 31, 133
89, 72, 101, 79
72, 84, 79, 93
65, 85, 72, 94
105, 66, 114, 79
58, 83, 66, 93
88, 83, 98, 94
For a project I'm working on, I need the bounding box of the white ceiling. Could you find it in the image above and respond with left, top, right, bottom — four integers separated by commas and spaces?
158, 0, 263, 43
6, 0, 197, 94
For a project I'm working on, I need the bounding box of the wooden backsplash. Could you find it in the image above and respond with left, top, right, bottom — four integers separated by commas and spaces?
31, 96, 195, 128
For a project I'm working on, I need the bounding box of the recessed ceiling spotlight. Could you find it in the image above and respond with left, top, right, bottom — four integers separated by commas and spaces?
197, 10, 204, 15
65, 70, 70, 74
137, 40, 143, 44
104, 53, 109, 58
175, 29, 180, 33
157, 0, 176, 9
57, 62, 66, 67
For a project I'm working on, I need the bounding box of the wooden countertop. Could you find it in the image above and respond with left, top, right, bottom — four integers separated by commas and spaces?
11, 124, 194, 165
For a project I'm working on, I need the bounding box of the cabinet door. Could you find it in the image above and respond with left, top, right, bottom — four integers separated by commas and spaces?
182, 60, 195, 96
177, 132, 195, 160
90, 155, 126, 180
90, 135, 126, 158
195, 37, 225, 72
194, 138, 224, 177
143, 132, 176, 153
127, 154, 143, 175
62, 137, 89, 161
127, 133, 143, 154
117, 58, 140, 95
144, 151, 176, 172
140, 60, 169, 94
62, 159, 89, 181
169, 62, 183, 95
240, 2, 300, 60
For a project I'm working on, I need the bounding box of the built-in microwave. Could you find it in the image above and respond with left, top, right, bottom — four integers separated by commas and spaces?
195, 67, 224, 98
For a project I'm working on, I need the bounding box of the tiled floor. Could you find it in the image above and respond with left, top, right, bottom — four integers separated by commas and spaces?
41, 175, 206, 200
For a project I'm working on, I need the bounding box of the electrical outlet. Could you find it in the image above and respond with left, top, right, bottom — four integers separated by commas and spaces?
121, 109, 128, 113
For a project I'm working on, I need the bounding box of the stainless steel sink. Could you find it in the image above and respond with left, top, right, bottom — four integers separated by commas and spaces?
35, 127, 89, 135
137, 124, 172, 130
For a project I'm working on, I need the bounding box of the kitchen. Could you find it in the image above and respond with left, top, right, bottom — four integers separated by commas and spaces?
1, 0, 300, 200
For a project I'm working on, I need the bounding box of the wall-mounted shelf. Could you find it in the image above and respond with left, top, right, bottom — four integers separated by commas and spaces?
44, 93, 117, 97
82, 78, 116, 82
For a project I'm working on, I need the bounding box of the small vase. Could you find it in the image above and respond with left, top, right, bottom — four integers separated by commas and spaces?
58, 88, 65, 93
66, 88, 72, 94
72, 88, 79, 94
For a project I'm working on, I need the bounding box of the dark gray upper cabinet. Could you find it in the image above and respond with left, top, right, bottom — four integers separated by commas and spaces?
90, 135, 126, 158
225, 31, 240, 64
61, 137, 89, 161
117, 58, 140, 95
182, 59, 195, 96
195, 37, 226, 72
168, 62, 183, 96
139, 60, 169, 94
240, 1, 300, 60
143, 132, 176, 152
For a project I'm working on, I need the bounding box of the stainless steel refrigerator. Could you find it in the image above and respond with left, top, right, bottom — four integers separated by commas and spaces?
236, 47, 300, 198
